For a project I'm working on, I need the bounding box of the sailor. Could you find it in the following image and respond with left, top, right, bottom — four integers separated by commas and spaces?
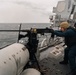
50, 22, 76, 75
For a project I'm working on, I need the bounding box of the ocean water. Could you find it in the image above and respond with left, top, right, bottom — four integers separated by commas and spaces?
0, 23, 51, 48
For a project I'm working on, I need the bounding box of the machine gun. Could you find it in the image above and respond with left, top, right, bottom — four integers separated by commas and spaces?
0, 24, 54, 75
18, 27, 54, 72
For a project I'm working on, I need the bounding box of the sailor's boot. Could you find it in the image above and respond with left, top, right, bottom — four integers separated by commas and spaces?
59, 60, 68, 65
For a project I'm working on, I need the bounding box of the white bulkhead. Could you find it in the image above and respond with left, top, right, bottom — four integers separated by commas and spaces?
0, 43, 29, 75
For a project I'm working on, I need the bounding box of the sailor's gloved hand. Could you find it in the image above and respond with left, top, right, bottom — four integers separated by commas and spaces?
50, 29, 54, 33
19, 34, 25, 40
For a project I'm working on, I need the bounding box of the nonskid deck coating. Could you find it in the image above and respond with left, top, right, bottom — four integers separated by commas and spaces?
39, 43, 72, 75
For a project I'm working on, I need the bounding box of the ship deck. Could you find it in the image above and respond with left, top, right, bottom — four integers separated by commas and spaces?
39, 43, 72, 75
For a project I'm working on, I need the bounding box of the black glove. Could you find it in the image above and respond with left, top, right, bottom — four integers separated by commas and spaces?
19, 34, 25, 40
50, 29, 54, 33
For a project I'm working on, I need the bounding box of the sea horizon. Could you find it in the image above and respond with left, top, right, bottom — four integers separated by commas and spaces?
0, 23, 51, 48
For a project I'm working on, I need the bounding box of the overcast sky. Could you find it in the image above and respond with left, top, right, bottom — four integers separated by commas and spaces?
0, 0, 61, 23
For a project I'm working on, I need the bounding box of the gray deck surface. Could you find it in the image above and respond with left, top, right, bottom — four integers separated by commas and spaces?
39, 43, 72, 75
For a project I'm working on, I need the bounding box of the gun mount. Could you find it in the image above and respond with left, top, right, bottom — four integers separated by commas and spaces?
0, 25, 56, 75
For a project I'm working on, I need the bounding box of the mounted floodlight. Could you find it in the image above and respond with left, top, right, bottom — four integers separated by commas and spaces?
56, 1, 65, 13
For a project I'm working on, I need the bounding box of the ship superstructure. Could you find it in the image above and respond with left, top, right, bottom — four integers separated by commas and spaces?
50, 0, 76, 27
0, 0, 76, 75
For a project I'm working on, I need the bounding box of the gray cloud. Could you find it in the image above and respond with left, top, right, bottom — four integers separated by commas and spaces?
0, 0, 57, 15
0, 0, 60, 23
12, 1, 50, 15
